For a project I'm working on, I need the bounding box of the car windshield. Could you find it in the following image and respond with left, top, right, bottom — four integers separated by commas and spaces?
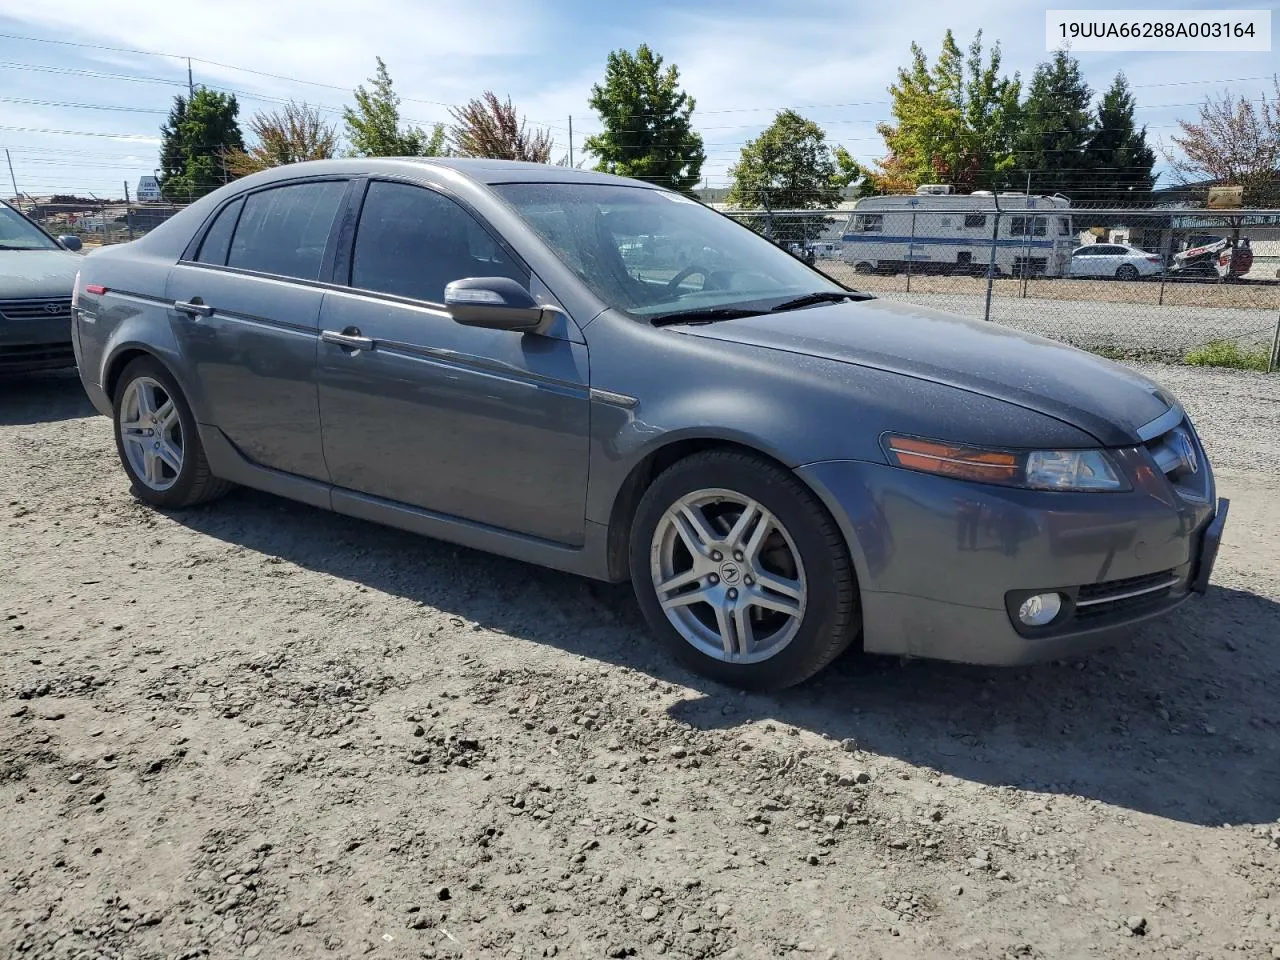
0, 204, 59, 251
490, 182, 845, 321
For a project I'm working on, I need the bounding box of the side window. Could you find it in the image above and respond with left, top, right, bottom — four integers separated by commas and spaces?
963, 214, 987, 229
1009, 216, 1047, 237
227, 180, 347, 280
853, 214, 883, 233
350, 180, 528, 303
193, 197, 243, 265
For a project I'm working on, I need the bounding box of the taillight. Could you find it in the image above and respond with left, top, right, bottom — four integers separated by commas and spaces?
1146, 256, 1161, 263
86, 284, 107, 295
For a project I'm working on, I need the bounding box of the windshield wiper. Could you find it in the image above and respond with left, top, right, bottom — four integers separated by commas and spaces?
650, 307, 767, 327
768, 290, 873, 312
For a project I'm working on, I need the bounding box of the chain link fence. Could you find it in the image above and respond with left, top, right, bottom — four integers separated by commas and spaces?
724, 204, 1280, 373
14, 192, 1280, 372
15, 198, 187, 246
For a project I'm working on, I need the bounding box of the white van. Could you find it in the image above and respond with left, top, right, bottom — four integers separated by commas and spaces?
840, 186, 1074, 278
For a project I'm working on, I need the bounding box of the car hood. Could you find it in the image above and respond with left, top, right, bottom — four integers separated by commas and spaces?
673, 297, 1176, 446
0, 249, 82, 300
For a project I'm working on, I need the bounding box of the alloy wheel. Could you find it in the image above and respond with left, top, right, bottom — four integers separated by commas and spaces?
118, 376, 184, 491
649, 488, 807, 664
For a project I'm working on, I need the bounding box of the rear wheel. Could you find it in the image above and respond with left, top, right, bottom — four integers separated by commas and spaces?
1116, 263, 1139, 281
852, 261, 874, 275
629, 450, 859, 691
112, 356, 231, 509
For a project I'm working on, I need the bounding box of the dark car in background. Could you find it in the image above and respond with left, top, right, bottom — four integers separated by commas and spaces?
68, 159, 1227, 691
1, 198, 85, 374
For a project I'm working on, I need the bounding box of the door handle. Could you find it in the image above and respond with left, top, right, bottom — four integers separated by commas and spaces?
321, 329, 374, 351
174, 299, 214, 317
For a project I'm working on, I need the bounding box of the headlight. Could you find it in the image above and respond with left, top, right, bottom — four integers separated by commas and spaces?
883, 435, 1128, 492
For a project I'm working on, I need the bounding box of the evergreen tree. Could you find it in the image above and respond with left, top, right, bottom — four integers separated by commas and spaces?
1016, 50, 1092, 198
157, 89, 245, 201
1079, 72, 1156, 206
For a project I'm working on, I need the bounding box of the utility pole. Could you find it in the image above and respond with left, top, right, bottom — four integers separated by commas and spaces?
123, 180, 134, 241
568, 116, 573, 167
187, 57, 194, 98
5, 149, 17, 201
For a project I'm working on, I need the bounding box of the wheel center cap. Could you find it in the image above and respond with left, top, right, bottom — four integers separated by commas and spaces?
718, 561, 741, 585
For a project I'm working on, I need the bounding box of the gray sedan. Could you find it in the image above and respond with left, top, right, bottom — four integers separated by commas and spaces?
69, 159, 1227, 690
1, 199, 84, 373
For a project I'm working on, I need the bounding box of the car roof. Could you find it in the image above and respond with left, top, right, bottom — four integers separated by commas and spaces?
230, 157, 660, 190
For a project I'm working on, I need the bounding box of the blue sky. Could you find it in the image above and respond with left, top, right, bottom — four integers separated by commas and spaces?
0, 0, 1276, 199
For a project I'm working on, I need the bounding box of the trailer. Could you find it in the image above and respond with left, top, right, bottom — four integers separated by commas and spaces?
839, 185, 1075, 278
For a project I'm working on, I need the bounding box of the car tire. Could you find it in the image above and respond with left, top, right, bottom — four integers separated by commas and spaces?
628, 449, 860, 691
111, 355, 232, 509
852, 261, 874, 275
1116, 264, 1139, 281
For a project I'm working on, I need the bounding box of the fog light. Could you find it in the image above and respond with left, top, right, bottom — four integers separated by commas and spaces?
1017, 593, 1062, 626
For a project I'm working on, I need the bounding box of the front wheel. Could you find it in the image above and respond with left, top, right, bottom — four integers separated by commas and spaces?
111, 356, 231, 509
629, 450, 860, 691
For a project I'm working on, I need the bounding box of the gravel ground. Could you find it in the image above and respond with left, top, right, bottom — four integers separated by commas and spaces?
3, 367, 1279, 960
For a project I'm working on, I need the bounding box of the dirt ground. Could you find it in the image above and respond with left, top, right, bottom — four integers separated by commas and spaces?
3, 370, 1279, 960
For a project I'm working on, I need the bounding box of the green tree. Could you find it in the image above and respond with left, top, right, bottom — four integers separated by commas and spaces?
157, 88, 245, 202
1078, 73, 1156, 206
875, 29, 1021, 192
449, 92, 553, 162
343, 57, 446, 157
726, 110, 854, 242
1016, 50, 1093, 198
584, 44, 705, 192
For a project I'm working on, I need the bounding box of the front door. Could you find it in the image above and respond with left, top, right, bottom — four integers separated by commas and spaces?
316, 179, 591, 546
165, 178, 350, 481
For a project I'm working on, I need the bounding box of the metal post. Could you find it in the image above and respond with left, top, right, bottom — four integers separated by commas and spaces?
4, 149, 17, 200
1158, 239, 1168, 307
1021, 214, 1034, 298
906, 208, 916, 293
1021, 170, 1032, 297
568, 116, 573, 167
1269, 312, 1280, 374
983, 202, 1000, 322
124, 181, 134, 242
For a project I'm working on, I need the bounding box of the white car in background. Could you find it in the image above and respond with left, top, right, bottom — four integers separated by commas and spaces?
1069, 243, 1164, 281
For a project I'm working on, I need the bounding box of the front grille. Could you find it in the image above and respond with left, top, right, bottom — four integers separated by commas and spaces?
1075, 569, 1180, 622
0, 297, 73, 322
0, 342, 76, 371
1142, 415, 1210, 501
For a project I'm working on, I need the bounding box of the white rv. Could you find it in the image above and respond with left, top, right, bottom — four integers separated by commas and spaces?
839, 185, 1074, 278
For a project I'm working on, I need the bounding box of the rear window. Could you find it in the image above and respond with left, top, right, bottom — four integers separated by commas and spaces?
226, 180, 347, 280
194, 197, 243, 266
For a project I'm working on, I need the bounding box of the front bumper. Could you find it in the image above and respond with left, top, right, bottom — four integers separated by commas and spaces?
0, 316, 75, 373
796, 457, 1223, 665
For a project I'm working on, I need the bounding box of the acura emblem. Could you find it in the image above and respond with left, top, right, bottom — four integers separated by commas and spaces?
1174, 429, 1198, 474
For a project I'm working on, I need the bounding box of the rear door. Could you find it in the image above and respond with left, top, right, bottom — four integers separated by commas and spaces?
165, 178, 351, 481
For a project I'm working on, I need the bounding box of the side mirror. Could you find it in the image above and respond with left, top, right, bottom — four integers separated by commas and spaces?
444, 277, 550, 334
58, 235, 83, 252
